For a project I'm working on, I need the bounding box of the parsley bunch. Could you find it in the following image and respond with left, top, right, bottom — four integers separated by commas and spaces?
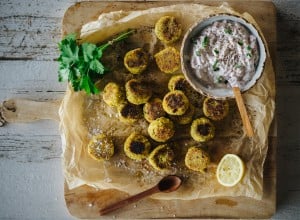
58, 30, 134, 94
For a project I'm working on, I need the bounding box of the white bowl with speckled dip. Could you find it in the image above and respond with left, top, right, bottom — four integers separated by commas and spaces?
181, 14, 267, 99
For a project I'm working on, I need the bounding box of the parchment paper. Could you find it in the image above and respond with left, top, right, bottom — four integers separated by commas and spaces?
59, 3, 275, 200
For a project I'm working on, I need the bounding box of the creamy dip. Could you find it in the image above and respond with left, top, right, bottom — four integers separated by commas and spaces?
190, 20, 259, 89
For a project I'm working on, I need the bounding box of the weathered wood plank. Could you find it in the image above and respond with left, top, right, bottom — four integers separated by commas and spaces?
0, 0, 77, 60
0, 121, 61, 162
0, 159, 71, 219
0, 0, 76, 17
0, 61, 66, 101
0, 16, 61, 60
276, 84, 300, 219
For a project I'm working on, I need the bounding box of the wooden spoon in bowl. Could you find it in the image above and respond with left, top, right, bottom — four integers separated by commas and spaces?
99, 175, 182, 215
227, 76, 253, 137
232, 87, 254, 137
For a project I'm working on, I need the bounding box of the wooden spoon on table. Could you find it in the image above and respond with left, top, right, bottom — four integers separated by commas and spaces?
99, 175, 182, 216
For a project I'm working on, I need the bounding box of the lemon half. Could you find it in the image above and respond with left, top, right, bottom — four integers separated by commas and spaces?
216, 154, 245, 187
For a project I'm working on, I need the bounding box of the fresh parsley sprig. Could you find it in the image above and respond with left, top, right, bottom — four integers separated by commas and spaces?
58, 29, 135, 95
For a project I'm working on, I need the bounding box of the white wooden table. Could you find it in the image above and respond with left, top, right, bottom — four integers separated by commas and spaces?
0, 0, 299, 219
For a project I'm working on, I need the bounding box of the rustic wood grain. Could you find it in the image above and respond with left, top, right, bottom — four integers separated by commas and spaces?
0, 132, 61, 162
0, 0, 299, 219
0, 0, 77, 60
0, 61, 66, 101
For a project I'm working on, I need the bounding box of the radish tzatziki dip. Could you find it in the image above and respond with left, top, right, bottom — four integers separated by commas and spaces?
190, 20, 259, 89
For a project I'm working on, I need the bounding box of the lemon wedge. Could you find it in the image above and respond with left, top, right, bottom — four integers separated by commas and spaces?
216, 154, 245, 187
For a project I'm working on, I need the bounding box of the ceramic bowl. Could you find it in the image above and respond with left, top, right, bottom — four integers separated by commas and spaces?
181, 14, 267, 99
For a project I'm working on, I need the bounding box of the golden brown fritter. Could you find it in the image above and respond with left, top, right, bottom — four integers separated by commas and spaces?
118, 102, 143, 124
154, 47, 180, 74
170, 104, 195, 125
124, 132, 151, 161
148, 117, 175, 142
154, 16, 182, 44
87, 133, 114, 161
143, 98, 166, 122
185, 146, 210, 173
125, 79, 152, 105
168, 75, 189, 91
168, 75, 204, 108
124, 48, 149, 74
102, 82, 125, 107
148, 144, 175, 171
162, 90, 189, 115
203, 97, 229, 121
190, 117, 215, 142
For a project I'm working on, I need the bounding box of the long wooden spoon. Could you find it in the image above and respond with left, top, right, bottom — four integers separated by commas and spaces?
99, 175, 182, 215
232, 87, 254, 137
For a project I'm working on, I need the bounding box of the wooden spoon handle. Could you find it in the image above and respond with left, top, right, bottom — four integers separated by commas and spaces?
99, 186, 160, 215
232, 87, 254, 137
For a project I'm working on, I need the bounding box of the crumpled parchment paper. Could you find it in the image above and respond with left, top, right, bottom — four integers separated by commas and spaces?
59, 3, 275, 200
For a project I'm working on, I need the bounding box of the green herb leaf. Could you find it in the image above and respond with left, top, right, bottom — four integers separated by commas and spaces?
214, 49, 219, 55
80, 74, 91, 94
94, 48, 103, 60
69, 68, 81, 92
89, 59, 105, 74
217, 75, 224, 83
246, 46, 252, 58
234, 64, 243, 68
58, 67, 70, 82
224, 28, 232, 35
81, 43, 97, 62
196, 50, 201, 56
238, 40, 243, 46
58, 38, 79, 66
202, 36, 209, 48
212, 60, 219, 71
57, 30, 134, 95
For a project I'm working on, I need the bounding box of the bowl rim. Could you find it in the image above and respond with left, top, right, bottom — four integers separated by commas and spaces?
180, 13, 267, 100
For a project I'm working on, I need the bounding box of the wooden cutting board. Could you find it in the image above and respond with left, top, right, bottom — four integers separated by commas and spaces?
62, 1, 277, 219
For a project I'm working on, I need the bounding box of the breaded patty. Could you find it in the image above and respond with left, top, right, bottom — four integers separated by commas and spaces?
170, 104, 195, 125
190, 117, 215, 142
185, 146, 210, 173
118, 102, 143, 124
162, 90, 189, 115
124, 48, 149, 74
148, 117, 175, 142
124, 132, 151, 161
102, 82, 125, 107
168, 75, 204, 108
143, 98, 166, 122
125, 79, 152, 105
168, 75, 189, 91
155, 16, 182, 44
203, 97, 229, 121
87, 133, 114, 161
148, 144, 175, 171
154, 47, 180, 74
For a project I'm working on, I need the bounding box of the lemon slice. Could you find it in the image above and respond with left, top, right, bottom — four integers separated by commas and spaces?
216, 154, 245, 187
